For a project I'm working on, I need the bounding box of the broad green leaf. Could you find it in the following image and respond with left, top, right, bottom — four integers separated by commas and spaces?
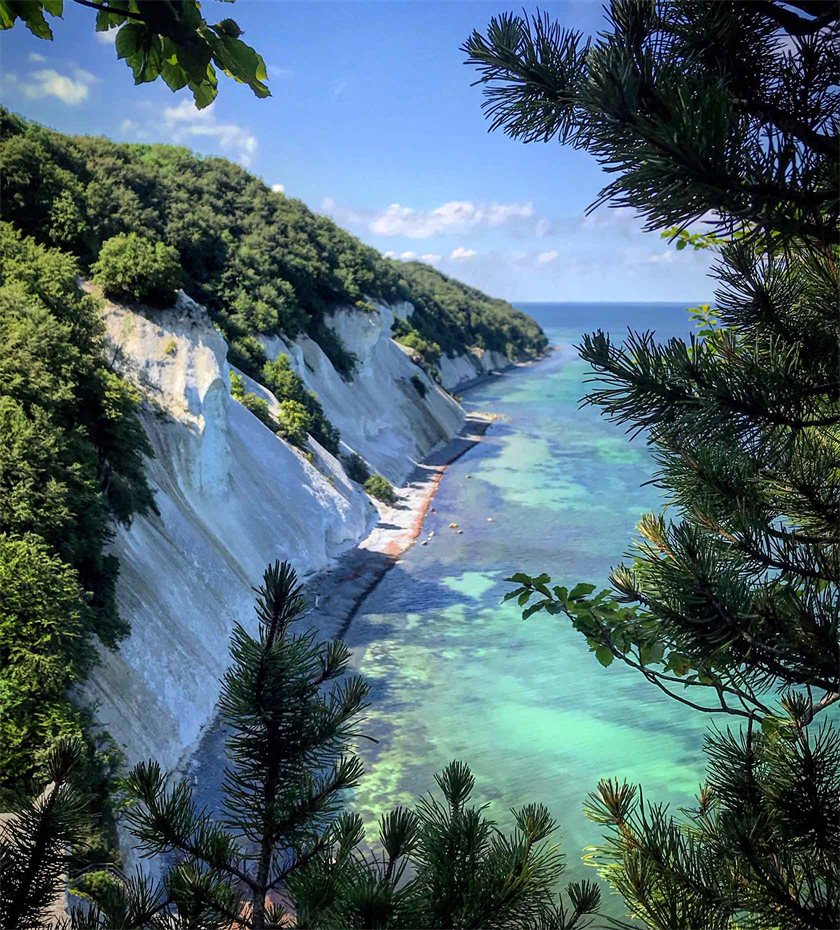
213, 17, 242, 39
569, 582, 596, 600
594, 645, 614, 668
522, 602, 544, 620
204, 29, 269, 97
115, 21, 142, 61
160, 39, 189, 91
9, 2, 54, 39
639, 642, 665, 667
507, 572, 533, 586
175, 39, 213, 85
96, 9, 127, 31
665, 652, 691, 676
188, 63, 219, 109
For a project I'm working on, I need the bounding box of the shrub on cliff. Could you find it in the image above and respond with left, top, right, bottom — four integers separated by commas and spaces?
277, 399, 312, 447
342, 452, 370, 484
410, 374, 428, 398
365, 474, 396, 504
93, 233, 181, 308
393, 322, 442, 371
262, 354, 340, 455
230, 371, 278, 432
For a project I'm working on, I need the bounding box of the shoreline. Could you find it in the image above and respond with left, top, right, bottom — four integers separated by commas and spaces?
304, 410, 496, 641
182, 356, 542, 812
300, 354, 548, 641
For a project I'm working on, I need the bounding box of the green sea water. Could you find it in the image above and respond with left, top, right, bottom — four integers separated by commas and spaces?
346, 302, 712, 914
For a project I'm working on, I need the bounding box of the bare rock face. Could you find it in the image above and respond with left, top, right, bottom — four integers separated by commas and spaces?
438, 347, 512, 393
83, 292, 466, 775
262, 301, 465, 483
84, 293, 371, 772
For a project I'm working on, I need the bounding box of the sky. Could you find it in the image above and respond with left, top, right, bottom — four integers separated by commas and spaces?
0, 0, 715, 303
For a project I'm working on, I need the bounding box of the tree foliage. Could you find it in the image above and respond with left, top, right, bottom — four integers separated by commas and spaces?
394, 261, 547, 366
0, 107, 545, 383
93, 233, 181, 307
59, 563, 599, 930
262, 354, 340, 455
468, 1, 839, 926
0, 737, 88, 930
0, 0, 268, 109
364, 474, 396, 504
0, 222, 154, 796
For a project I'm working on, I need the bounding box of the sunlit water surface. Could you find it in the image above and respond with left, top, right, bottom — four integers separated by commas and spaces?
346, 302, 711, 913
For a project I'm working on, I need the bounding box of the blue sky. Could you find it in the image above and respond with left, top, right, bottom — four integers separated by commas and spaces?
0, 0, 714, 302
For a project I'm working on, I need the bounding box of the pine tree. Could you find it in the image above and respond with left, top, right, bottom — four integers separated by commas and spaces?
465, 2, 839, 927
289, 760, 600, 929
88, 561, 369, 929
69, 562, 599, 929
0, 738, 87, 930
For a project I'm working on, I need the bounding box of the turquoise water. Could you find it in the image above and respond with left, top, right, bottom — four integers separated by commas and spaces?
346, 302, 712, 913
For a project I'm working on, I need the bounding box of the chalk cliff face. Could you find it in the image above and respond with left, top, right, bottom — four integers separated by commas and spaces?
438, 348, 513, 393
84, 292, 465, 774
262, 300, 464, 483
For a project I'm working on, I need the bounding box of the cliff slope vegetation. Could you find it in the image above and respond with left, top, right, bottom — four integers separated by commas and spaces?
0, 108, 546, 381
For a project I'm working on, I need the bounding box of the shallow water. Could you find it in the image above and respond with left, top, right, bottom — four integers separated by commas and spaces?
346, 302, 712, 913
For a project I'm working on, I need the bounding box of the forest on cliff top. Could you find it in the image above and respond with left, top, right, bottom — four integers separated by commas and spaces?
0, 107, 547, 380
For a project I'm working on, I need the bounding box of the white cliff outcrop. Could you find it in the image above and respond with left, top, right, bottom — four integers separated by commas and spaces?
83, 292, 466, 774
438, 347, 513, 393
261, 300, 464, 483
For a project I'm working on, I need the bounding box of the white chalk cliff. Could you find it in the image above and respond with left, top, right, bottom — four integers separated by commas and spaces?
83, 291, 465, 774
438, 347, 513, 393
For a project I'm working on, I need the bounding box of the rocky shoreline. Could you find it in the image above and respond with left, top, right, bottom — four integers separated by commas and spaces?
301, 410, 496, 642
180, 360, 542, 822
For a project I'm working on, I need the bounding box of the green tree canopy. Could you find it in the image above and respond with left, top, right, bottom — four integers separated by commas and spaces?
0, 107, 546, 381
0, 0, 269, 109
93, 232, 182, 307
0, 222, 154, 797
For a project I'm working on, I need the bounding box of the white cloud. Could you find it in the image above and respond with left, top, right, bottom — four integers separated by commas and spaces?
420, 253, 443, 264
28, 52, 46, 63
450, 247, 477, 261
163, 100, 257, 166
322, 197, 546, 240
370, 199, 537, 238
643, 251, 675, 265
22, 68, 94, 105
120, 118, 139, 133
579, 207, 644, 239
536, 250, 559, 265
95, 27, 118, 44
383, 250, 418, 261
271, 183, 285, 194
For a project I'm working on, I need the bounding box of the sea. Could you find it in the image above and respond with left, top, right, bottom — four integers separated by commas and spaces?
346, 301, 713, 914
